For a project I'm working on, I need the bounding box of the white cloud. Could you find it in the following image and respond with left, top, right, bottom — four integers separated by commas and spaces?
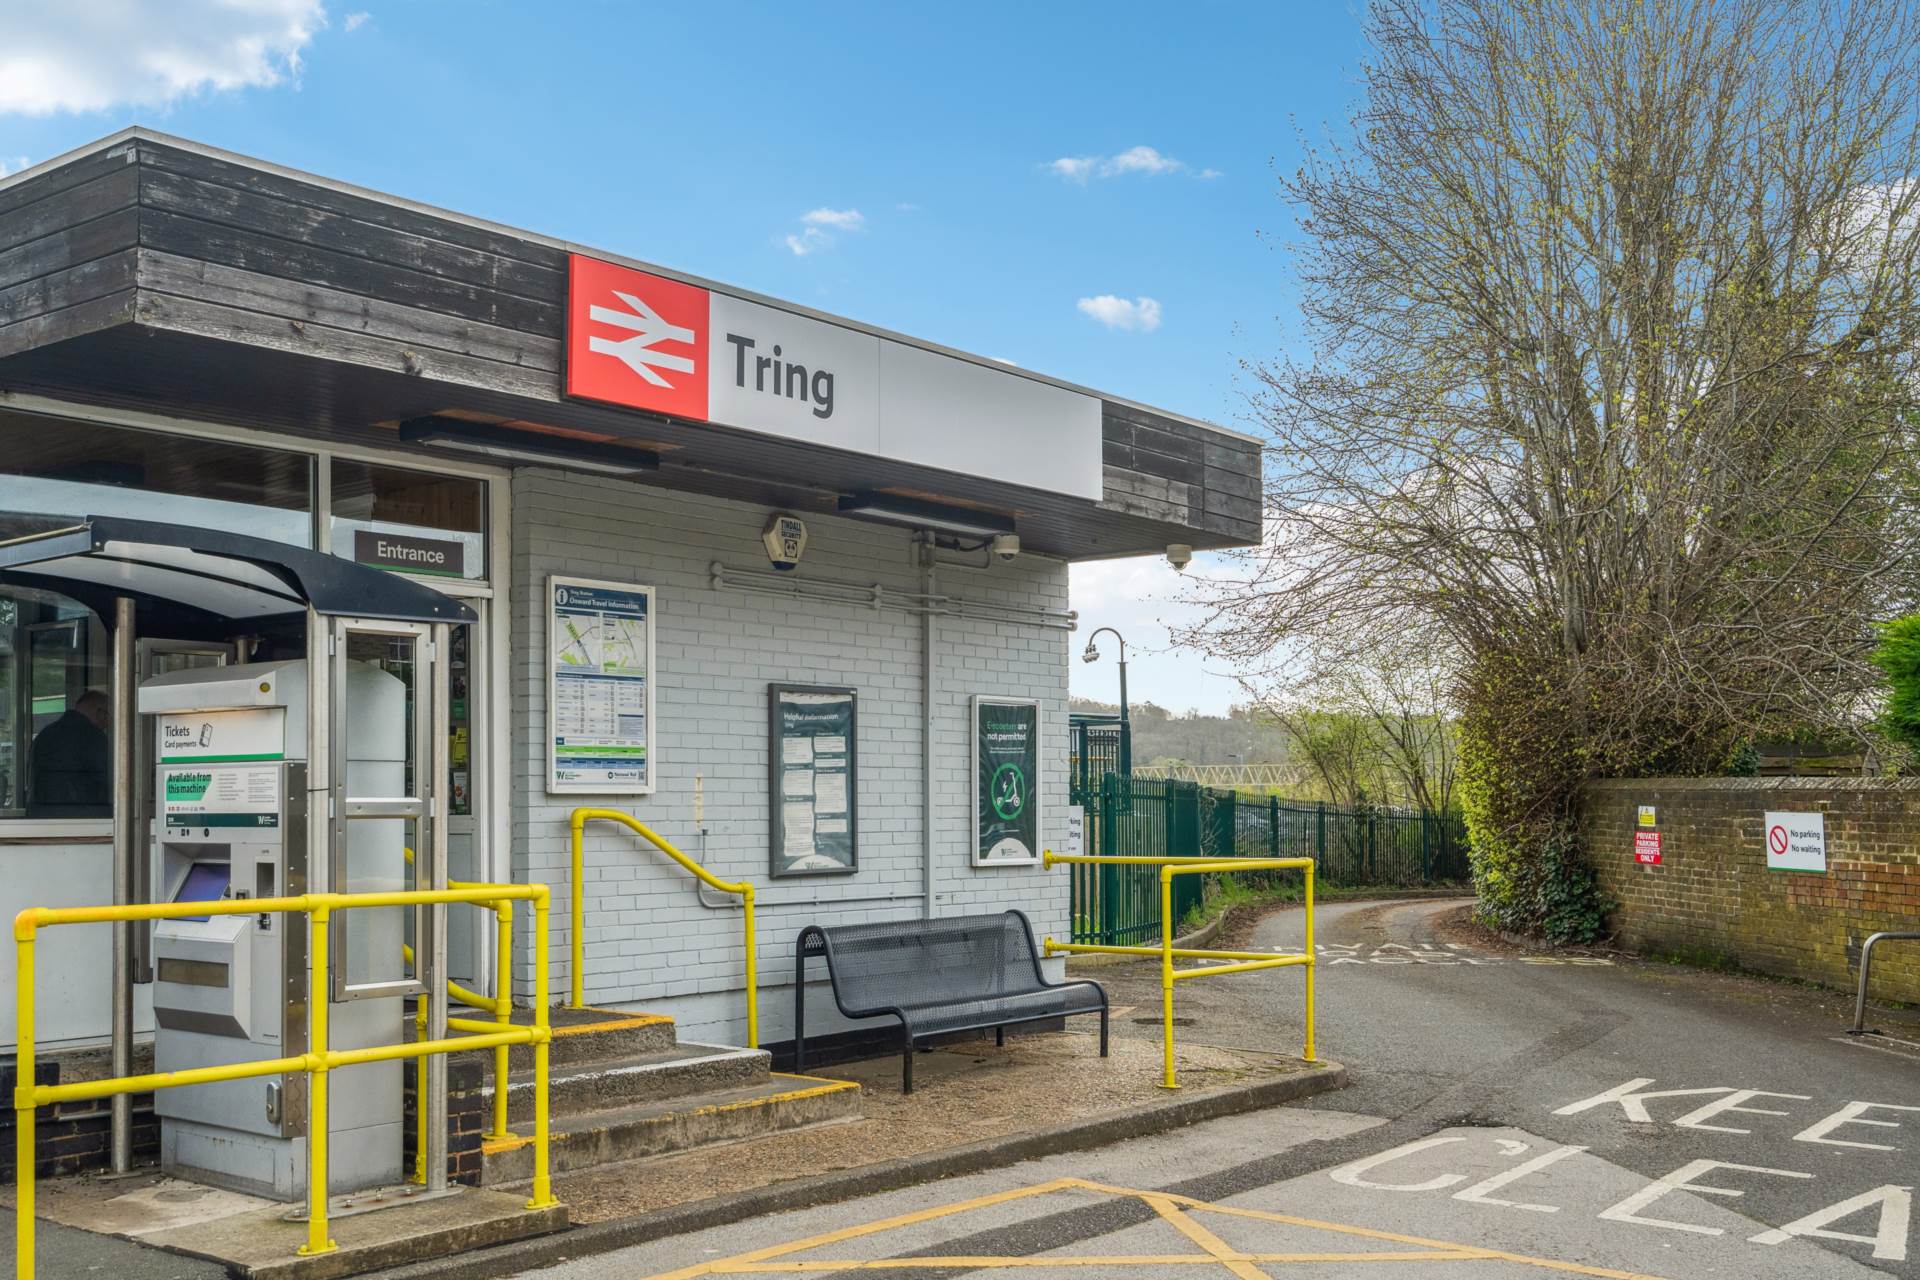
0, 2, 326, 116
1106, 145, 1182, 177
0, 156, 30, 178
783, 207, 866, 256
344, 11, 371, 32
1048, 156, 1099, 183
801, 207, 865, 232
1077, 294, 1163, 333
1047, 145, 1214, 183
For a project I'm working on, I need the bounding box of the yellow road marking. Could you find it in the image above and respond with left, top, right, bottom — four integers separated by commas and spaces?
1144, 1192, 1273, 1280
636, 1174, 1678, 1280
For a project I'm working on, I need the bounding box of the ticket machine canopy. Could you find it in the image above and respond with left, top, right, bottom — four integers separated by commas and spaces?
0, 513, 475, 636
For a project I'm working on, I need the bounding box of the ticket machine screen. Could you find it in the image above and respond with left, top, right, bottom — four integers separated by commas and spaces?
175, 862, 231, 922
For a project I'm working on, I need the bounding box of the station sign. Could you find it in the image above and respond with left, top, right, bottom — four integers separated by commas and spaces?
564, 255, 1103, 500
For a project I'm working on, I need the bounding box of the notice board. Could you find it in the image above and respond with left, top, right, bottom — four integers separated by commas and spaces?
770, 684, 857, 876
547, 576, 655, 794
973, 695, 1040, 866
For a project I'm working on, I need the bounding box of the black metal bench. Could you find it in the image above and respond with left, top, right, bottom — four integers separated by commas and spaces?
793, 909, 1109, 1092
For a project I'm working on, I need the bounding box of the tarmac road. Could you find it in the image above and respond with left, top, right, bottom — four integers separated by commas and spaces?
525, 896, 1920, 1279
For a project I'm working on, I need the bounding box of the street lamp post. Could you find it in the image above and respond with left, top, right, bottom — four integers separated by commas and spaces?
1082, 627, 1130, 775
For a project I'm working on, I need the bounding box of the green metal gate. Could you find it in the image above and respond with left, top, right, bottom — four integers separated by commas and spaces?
1065, 774, 1469, 947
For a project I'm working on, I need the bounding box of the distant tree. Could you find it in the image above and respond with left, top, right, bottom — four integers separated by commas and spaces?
1189, 0, 1920, 938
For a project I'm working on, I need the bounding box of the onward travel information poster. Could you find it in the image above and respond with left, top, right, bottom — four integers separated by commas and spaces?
549, 578, 653, 793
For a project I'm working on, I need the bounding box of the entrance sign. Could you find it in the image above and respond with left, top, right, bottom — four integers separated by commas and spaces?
973, 696, 1040, 866
1633, 830, 1662, 865
1764, 810, 1826, 873
352, 529, 466, 578
565, 255, 1102, 500
547, 576, 655, 794
768, 685, 857, 876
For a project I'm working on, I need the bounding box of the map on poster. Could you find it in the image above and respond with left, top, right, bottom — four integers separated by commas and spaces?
549, 577, 654, 793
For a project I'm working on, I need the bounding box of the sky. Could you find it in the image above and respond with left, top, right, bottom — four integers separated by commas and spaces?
0, 2, 1368, 715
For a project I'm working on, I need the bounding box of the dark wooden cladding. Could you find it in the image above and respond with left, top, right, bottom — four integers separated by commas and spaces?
1100, 400, 1260, 542
135, 141, 567, 267
0, 132, 1262, 553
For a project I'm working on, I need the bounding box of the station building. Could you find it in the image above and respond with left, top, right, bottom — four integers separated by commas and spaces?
0, 129, 1261, 1186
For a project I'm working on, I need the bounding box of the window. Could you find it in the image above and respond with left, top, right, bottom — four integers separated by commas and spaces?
329, 460, 486, 580
0, 587, 110, 818
0, 409, 315, 546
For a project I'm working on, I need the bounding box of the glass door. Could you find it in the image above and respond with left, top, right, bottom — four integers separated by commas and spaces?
360, 607, 488, 988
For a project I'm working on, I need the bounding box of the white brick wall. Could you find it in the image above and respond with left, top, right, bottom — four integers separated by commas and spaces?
509, 469, 1071, 1043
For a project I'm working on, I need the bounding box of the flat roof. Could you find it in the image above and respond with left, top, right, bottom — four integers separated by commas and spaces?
0, 126, 1257, 448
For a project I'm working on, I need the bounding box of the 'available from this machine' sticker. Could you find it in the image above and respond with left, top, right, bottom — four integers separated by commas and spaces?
162, 763, 281, 828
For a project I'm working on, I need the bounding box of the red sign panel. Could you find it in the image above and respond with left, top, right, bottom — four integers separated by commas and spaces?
1634, 830, 1663, 865
565, 255, 711, 422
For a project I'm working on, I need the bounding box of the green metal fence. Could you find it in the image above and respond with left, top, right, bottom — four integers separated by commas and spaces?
1066, 773, 1469, 947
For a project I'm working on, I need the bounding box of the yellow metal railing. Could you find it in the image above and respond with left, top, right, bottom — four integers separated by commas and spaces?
568, 808, 758, 1047
403, 848, 517, 1163
1041, 853, 1316, 1089
12, 885, 558, 1280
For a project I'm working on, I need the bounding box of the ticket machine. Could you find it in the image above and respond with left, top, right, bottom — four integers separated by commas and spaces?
142, 659, 408, 1199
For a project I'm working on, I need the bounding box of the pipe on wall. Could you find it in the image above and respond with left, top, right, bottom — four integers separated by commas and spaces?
921, 535, 938, 920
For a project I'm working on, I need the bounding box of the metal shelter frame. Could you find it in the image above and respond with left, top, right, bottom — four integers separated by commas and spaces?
0, 514, 477, 1178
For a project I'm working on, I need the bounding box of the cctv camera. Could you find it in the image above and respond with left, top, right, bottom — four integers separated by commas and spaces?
991, 533, 1021, 561
1165, 543, 1194, 571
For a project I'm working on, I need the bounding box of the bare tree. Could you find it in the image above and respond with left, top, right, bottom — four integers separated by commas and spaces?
1247, 635, 1459, 813
1191, 0, 1920, 930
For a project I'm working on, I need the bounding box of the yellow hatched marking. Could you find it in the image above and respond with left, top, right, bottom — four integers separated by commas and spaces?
637, 1174, 1676, 1280
1143, 1192, 1272, 1280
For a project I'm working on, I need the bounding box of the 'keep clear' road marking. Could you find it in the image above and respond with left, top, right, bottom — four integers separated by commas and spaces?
1328, 1078, 1919, 1263
1237, 942, 1614, 967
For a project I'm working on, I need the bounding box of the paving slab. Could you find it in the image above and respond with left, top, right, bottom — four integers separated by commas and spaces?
8, 1171, 564, 1280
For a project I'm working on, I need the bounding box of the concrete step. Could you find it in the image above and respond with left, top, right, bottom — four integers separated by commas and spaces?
443, 1005, 679, 1070
485, 1042, 772, 1123
478, 1072, 863, 1185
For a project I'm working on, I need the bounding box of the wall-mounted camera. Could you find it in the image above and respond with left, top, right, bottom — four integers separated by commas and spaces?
1165, 543, 1194, 571
991, 533, 1021, 562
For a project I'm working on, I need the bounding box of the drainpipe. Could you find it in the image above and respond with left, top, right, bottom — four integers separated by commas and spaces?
921, 533, 938, 919
110, 596, 135, 1172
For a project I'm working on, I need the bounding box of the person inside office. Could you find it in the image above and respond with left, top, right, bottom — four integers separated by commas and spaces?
28, 688, 111, 818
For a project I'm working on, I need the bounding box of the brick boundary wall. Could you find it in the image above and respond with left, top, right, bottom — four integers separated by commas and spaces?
1585, 777, 1920, 1002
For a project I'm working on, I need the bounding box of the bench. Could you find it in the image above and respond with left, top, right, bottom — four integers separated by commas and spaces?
792, 909, 1109, 1092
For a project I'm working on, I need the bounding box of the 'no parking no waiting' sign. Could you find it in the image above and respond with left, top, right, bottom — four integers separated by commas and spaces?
1763, 810, 1826, 873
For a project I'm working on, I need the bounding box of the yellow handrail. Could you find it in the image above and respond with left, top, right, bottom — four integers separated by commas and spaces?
12, 885, 558, 1280
1041, 853, 1316, 1089
398, 846, 518, 1170
568, 808, 758, 1048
